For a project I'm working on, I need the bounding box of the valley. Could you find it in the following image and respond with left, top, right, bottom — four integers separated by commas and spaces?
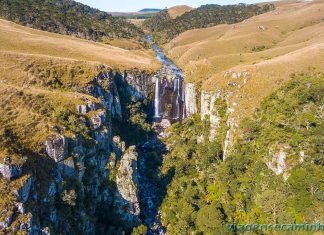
0, 0, 323, 235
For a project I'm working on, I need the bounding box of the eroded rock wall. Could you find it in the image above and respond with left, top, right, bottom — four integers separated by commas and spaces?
0, 68, 152, 235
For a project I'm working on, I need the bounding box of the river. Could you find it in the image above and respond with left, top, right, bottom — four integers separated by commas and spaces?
137, 35, 185, 234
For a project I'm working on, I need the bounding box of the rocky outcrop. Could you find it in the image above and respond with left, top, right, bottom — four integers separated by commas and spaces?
14, 176, 33, 203
184, 83, 198, 117
116, 146, 141, 226
84, 71, 122, 119
91, 111, 106, 129
201, 91, 222, 140
45, 135, 69, 163
223, 117, 236, 160
267, 145, 290, 180
0, 159, 22, 180
0, 212, 14, 229
123, 71, 154, 99
112, 136, 126, 158
1, 67, 163, 234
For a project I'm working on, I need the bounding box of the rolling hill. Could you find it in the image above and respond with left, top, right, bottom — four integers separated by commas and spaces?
165, 0, 324, 121
144, 3, 275, 43
0, 18, 158, 153
168, 5, 193, 18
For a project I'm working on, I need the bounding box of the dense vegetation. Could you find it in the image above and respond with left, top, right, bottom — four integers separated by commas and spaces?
0, 0, 145, 42
160, 74, 324, 234
144, 3, 275, 43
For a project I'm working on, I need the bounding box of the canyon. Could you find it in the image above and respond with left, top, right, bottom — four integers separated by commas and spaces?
0, 0, 323, 234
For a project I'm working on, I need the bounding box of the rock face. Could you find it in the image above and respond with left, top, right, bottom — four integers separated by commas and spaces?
14, 176, 33, 203
45, 135, 69, 162
267, 145, 290, 180
116, 146, 141, 226
84, 71, 122, 119
201, 91, 222, 140
1, 68, 161, 234
184, 83, 198, 117
123, 71, 154, 99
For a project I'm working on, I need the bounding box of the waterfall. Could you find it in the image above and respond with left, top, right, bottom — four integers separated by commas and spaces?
173, 78, 178, 92
154, 77, 160, 117
175, 97, 180, 119
181, 78, 185, 102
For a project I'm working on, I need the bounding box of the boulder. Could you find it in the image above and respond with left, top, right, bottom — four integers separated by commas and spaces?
76, 105, 88, 114
86, 101, 97, 111
0, 160, 22, 180
45, 135, 69, 162
91, 111, 106, 129
15, 202, 25, 214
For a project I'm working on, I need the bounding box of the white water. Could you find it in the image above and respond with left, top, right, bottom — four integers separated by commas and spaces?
141, 35, 186, 234
154, 78, 160, 117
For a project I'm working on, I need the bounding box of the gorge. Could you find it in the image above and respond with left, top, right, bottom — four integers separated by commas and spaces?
0, 0, 323, 234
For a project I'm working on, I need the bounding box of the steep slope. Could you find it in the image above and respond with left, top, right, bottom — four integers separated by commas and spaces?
160, 74, 324, 234
144, 3, 274, 43
0, 19, 160, 234
166, 0, 324, 121
167, 5, 193, 18
0, 0, 145, 43
156, 2, 324, 232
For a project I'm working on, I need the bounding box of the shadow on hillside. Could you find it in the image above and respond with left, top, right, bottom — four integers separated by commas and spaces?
113, 73, 175, 234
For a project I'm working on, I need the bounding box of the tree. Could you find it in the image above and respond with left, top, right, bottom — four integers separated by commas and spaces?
255, 190, 287, 223
196, 203, 226, 234
131, 224, 148, 235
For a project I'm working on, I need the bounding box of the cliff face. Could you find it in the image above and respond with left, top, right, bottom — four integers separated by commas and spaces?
0, 67, 155, 235
183, 83, 234, 159
115, 146, 141, 226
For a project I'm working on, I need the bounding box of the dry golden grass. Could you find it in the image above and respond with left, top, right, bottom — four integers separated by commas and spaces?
0, 19, 160, 156
168, 5, 193, 18
0, 19, 160, 72
165, 0, 324, 122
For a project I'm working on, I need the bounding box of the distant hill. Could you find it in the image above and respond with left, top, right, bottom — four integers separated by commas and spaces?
168, 5, 193, 18
0, 0, 145, 42
139, 8, 162, 13
109, 11, 158, 19
144, 3, 275, 43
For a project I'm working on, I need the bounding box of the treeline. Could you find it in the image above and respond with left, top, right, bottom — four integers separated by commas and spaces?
144, 3, 275, 43
0, 0, 145, 42
160, 74, 324, 234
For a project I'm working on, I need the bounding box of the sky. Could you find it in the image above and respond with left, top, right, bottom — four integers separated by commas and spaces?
76, 0, 263, 12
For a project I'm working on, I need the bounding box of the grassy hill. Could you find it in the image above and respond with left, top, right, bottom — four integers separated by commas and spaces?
144, 3, 274, 43
0, 18, 159, 153
165, 0, 324, 122
0, 0, 145, 43
0, 19, 158, 71
168, 5, 193, 18
0, 15, 160, 233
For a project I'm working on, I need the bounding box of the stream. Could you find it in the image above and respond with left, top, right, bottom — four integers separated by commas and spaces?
137, 35, 185, 234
